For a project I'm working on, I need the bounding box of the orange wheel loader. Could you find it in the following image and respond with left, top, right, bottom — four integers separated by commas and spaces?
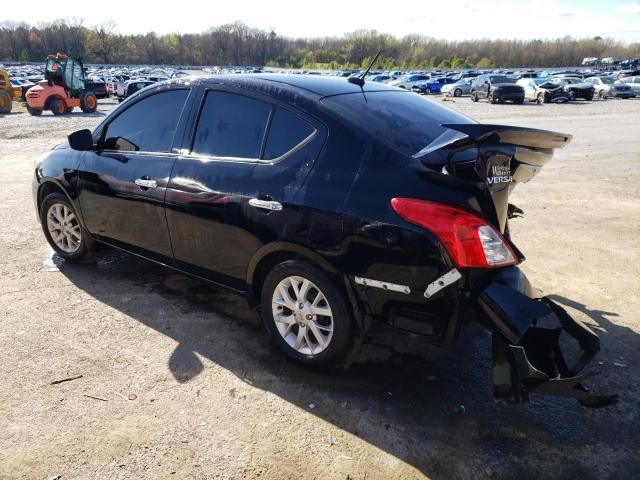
25, 53, 98, 116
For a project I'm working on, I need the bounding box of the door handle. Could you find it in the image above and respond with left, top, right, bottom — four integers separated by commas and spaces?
135, 178, 157, 189
249, 198, 283, 211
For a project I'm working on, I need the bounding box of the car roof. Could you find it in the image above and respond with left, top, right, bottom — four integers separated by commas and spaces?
188, 74, 398, 98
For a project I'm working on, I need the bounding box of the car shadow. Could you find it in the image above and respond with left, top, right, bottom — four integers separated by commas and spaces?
56, 249, 639, 479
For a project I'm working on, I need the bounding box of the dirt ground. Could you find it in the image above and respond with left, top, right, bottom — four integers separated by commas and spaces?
0, 94, 639, 480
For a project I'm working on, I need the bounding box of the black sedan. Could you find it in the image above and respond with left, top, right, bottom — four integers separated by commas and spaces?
85, 76, 109, 99
560, 78, 595, 100
32, 75, 615, 407
470, 74, 525, 104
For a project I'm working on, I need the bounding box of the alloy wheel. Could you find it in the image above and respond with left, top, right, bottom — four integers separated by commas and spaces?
271, 276, 334, 355
46, 203, 82, 253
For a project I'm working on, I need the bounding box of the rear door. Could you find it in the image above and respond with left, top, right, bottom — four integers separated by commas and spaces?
77, 87, 193, 263
476, 75, 488, 98
165, 87, 324, 291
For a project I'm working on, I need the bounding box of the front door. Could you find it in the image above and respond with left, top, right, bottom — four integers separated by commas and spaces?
77, 88, 191, 263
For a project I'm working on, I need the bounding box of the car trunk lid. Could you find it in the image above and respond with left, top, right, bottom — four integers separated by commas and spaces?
414, 124, 572, 232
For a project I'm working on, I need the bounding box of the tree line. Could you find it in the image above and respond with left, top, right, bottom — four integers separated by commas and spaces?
1, 19, 639, 69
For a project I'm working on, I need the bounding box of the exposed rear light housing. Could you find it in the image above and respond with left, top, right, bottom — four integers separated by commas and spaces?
390, 198, 516, 268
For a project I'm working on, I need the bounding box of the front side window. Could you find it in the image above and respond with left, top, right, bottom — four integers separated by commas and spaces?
102, 89, 189, 152
192, 91, 271, 158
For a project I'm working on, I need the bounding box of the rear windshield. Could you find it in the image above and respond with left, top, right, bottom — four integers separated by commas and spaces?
489, 76, 514, 83
321, 91, 473, 157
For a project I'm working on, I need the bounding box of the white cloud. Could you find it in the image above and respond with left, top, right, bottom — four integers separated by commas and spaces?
616, 3, 640, 14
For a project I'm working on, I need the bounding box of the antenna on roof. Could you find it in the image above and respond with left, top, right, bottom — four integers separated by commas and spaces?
348, 50, 381, 87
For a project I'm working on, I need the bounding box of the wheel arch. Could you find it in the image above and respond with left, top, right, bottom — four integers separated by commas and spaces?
37, 179, 87, 229
246, 242, 339, 306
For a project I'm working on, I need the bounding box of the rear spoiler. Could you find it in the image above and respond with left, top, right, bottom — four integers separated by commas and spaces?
440, 123, 572, 150
413, 123, 572, 159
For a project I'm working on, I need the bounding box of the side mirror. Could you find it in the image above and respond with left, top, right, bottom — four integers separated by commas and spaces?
68, 129, 94, 151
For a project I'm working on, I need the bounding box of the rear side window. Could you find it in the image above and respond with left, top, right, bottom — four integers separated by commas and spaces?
263, 108, 315, 160
102, 89, 188, 152
192, 91, 271, 158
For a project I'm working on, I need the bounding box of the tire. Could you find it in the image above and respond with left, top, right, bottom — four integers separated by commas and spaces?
80, 91, 98, 113
66, 107, 74, 113
598, 90, 606, 100
471, 91, 478, 102
515, 98, 524, 104
50, 98, 66, 115
536, 93, 545, 104
453, 88, 462, 97
27, 106, 42, 116
40, 192, 94, 262
585, 93, 593, 101
0, 89, 12, 113
488, 92, 496, 104
261, 260, 354, 368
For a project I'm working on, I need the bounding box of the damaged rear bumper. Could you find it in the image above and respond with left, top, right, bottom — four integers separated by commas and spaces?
478, 267, 618, 407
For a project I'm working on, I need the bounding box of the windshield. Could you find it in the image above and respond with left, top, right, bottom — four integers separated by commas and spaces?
321, 91, 474, 157
601, 77, 615, 84
490, 75, 515, 84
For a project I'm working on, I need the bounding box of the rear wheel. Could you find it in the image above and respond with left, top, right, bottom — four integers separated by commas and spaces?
471, 91, 478, 102
50, 98, 66, 115
261, 260, 354, 368
80, 91, 98, 113
0, 89, 12, 113
488, 92, 497, 104
598, 90, 607, 99
453, 88, 462, 97
27, 106, 42, 116
40, 192, 94, 262
536, 93, 545, 104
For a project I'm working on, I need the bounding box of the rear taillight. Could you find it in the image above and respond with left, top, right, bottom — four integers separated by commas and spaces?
390, 198, 516, 268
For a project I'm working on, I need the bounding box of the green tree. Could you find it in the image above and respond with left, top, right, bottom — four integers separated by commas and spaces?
476, 57, 495, 68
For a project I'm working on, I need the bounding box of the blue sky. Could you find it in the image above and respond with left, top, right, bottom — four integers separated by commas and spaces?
9, 0, 640, 42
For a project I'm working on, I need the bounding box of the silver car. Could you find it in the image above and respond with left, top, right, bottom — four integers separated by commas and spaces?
620, 76, 640, 96
441, 78, 474, 97
585, 76, 634, 99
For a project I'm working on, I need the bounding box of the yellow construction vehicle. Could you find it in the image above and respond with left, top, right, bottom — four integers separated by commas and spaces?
0, 69, 22, 113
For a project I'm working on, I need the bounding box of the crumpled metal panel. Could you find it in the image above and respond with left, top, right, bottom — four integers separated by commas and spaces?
479, 267, 618, 407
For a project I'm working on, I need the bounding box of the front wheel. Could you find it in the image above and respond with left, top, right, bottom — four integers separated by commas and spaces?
0, 89, 12, 113
40, 192, 94, 262
536, 93, 545, 104
80, 91, 98, 113
488, 92, 497, 104
471, 91, 478, 102
453, 88, 462, 97
598, 90, 607, 99
27, 106, 42, 116
261, 260, 354, 368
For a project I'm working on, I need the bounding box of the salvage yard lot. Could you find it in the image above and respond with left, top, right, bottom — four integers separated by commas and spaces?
1, 96, 639, 479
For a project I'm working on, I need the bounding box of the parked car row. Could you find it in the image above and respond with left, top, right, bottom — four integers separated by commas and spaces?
407, 72, 637, 104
